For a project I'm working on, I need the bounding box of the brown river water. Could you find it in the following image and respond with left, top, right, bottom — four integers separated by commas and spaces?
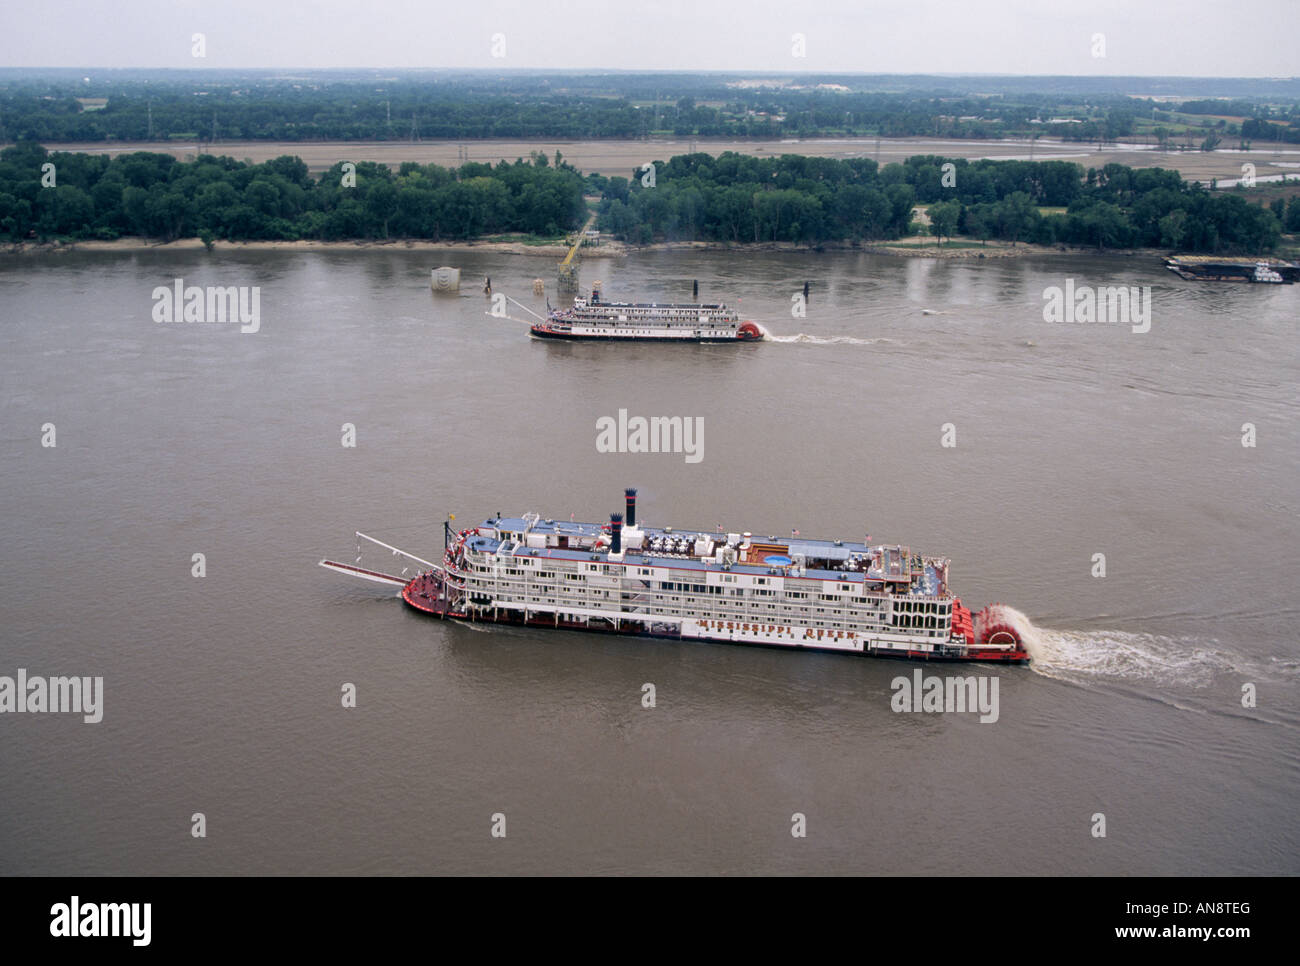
1, 247, 1296, 874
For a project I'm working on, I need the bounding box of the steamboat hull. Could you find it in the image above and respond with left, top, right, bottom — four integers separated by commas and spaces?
530, 326, 759, 343
326, 489, 1032, 667
539, 282, 765, 342
401, 571, 1030, 665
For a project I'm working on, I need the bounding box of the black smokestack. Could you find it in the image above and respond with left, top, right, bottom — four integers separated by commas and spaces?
624, 488, 637, 528
610, 512, 624, 553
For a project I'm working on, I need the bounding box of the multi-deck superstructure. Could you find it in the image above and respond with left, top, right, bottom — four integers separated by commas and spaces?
322, 489, 1030, 664
530, 282, 764, 342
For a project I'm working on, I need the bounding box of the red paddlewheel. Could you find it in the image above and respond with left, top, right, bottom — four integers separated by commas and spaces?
737, 321, 763, 340
975, 604, 1024, 646
982, 623, 1020, 645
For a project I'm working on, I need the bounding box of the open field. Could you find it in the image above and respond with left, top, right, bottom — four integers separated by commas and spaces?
28, 136, 1300, 184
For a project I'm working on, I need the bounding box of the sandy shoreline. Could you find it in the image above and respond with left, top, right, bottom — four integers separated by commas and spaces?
3, 235, 1176, 261
3, 237, 597, 257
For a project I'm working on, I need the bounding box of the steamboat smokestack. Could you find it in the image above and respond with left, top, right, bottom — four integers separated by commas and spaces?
610, 513, 624, 553
624, 488, 637, 528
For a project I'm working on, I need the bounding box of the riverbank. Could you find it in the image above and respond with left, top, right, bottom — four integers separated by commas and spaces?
653, 238, 1176, 260
4, 235, 1183, 261
2, 237, 602, 257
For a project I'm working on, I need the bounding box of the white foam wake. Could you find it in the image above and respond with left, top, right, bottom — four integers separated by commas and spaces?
1027, 628, 1249, 687
989, 606, 1262, 687
762, 331, 892, 345
754, 322, 891, 345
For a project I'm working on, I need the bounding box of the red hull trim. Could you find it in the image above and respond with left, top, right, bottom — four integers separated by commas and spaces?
402, 579, 1029, 665
530, 327, 760, 343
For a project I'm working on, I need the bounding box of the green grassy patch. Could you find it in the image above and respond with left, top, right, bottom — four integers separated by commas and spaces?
477, 233, 567, 246
885, 240, 989, 249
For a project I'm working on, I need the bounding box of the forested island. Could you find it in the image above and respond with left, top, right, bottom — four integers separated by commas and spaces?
1, 140, 1294, 255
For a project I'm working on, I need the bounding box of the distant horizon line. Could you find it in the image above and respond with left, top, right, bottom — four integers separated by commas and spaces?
1, 67, 1296, 83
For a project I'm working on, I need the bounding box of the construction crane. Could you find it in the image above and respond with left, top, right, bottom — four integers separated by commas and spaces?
558, 212, 597, 291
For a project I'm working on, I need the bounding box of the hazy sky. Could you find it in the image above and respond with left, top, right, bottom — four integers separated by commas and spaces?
2, 0, 1298, 76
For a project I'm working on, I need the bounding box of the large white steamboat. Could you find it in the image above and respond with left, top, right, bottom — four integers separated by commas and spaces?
322, 489, 1030, 664
531, 282, 764, 342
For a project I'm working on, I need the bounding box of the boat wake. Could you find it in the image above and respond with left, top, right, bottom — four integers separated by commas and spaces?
449, 618, 492, 633
1026, 627, 1245, 687
996, 604, 1294, 690
761, 329, 893, 345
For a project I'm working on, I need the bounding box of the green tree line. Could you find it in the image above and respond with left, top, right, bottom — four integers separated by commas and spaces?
3, 141, 1293, 254
592, 153, 1293, 253
0, 142, 587, 242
